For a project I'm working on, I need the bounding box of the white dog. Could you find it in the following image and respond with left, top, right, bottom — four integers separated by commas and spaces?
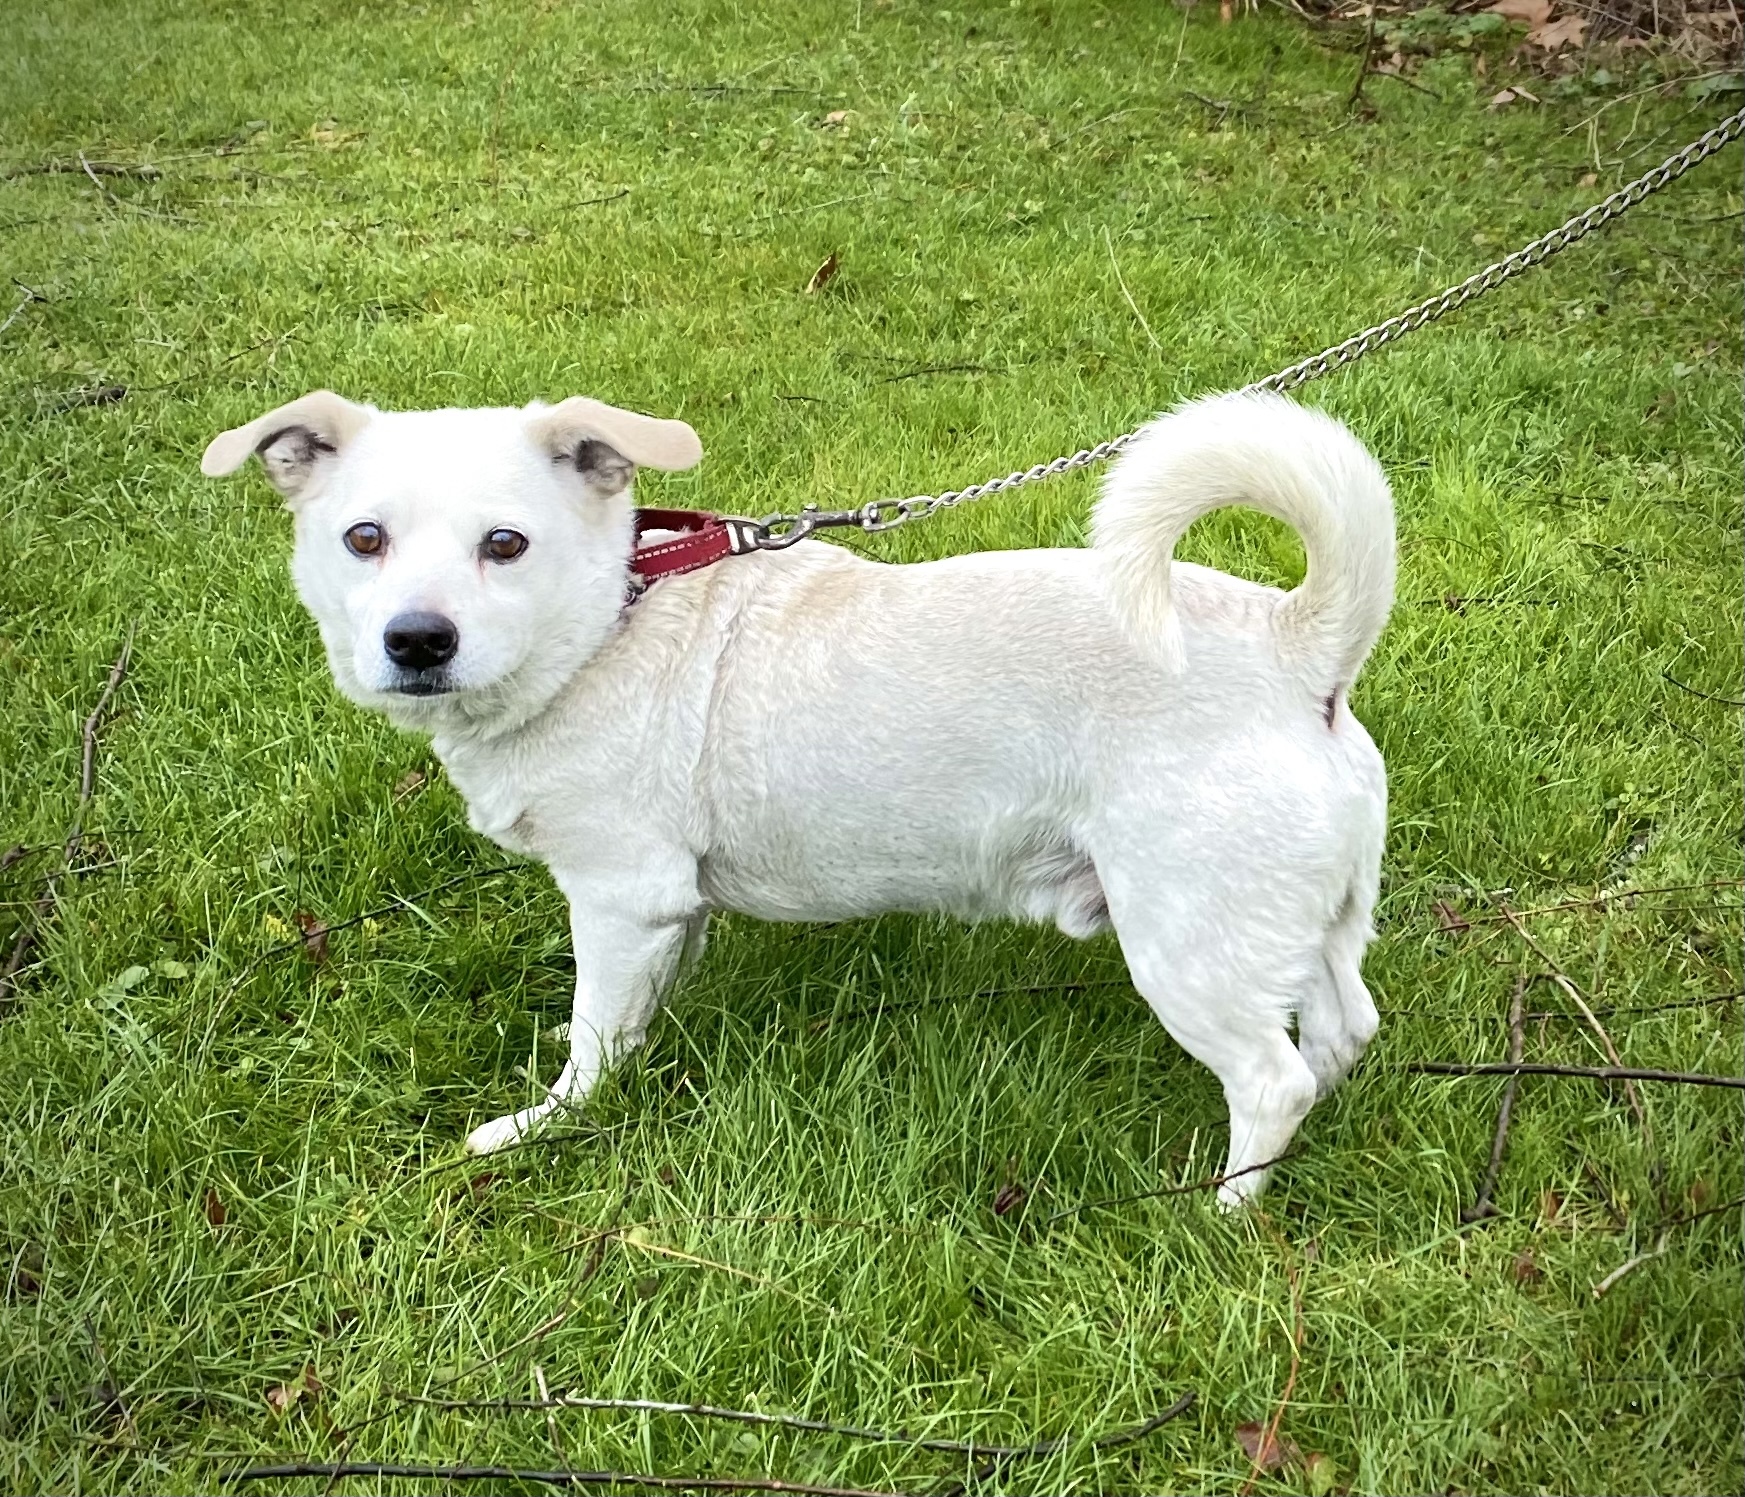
203, 387, 1393, 1205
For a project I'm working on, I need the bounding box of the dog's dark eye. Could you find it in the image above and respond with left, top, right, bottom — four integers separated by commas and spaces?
482, 528, 529, 563
343, 521, 385, 557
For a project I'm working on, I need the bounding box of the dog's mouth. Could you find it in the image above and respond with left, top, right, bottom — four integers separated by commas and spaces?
390, 673, 454, 698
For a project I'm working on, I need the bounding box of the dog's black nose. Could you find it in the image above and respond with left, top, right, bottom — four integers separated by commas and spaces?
383, 611, 459, 671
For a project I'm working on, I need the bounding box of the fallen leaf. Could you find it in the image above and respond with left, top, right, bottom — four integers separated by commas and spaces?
804, 253, 840, 295
1512, 85, 1542, 103
265, 1363, 322, 1415
1489, 88, 1518, 108
820, 108, 852, 127
204, 1187, 228, 1228
1540, 1187, 1563, 1225
1488, 0, 1550, 23
1432, 899, 1470, 933
1528, 13, 1587, 47
1513, 1248, 1543, 1284
1236, 1419, 1301, 1472
1579, 171, 1598, 187
155, 958, 191, 980
993, 1182, 1027, 1216
293, 912, 329, 964
393, 768, 426, 801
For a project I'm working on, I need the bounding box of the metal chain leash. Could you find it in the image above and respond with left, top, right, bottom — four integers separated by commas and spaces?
746, 107, 1745, 550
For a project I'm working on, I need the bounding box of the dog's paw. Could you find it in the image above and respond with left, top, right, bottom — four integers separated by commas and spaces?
464, 1113, 532, 1155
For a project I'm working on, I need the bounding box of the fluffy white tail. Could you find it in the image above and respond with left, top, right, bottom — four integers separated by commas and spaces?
1090, 390, 1395, 692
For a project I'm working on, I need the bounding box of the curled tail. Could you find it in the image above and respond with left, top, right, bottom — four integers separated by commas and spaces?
1090, 390, 1395, 693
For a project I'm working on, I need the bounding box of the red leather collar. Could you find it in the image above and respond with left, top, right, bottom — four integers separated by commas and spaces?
626, 509, 757, 603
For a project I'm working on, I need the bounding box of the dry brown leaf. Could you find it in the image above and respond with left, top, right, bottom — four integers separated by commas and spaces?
1488, 0, 1551, 23
1236, 1419, 1302, 1472
992, 1182, 1027, 1216
1540, 1187, 1563, 1225
1513, 1248, 1543, 1284
293, 911, 329, 964
1490, 88, 1519, 107
804, 253, 840, 295
393, 768, 426, 801
1528, 13, 1587, 48
204, 1186, 227, 1228
1579, 171, 1598, 187
820, 109, 851, 127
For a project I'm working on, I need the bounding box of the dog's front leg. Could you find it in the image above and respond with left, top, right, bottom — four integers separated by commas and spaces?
463, 887, 697, 1155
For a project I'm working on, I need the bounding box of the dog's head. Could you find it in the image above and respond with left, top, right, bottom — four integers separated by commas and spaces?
203, 392, 702, 732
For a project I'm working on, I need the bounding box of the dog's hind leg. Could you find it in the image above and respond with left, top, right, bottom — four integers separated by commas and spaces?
1115, 916, 1321, 1209
1295, 892, 1379, 1099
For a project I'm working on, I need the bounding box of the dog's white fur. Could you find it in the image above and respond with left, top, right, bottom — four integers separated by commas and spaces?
204, 387, 1393, 1206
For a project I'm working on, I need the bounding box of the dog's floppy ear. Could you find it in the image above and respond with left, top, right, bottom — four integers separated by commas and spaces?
526, 396, 702, 498
201, 390, 374, 503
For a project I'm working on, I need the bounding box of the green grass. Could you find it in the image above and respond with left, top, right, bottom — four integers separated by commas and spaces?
1, 2, 1741, 1492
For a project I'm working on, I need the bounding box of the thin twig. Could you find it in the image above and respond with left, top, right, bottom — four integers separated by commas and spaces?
1461, 974, 1531, 1224
84, 1317, 138, 1446
1046, 1151, 1301, 1224
1404, 1062, 1744, 1089
1, 628, 134, 1009
1239, 1227, 1303, 1497
0, 158, 164, 179
0, 283, 41, 339
1442, 880, 1741, 927
1655, 1194, 1745, 1231
396, 1392, 1195, 1462
875, 364, 990, 384
1346, 5, 1379, 112
223, 864, 521, 983
1499, 907, 1650, 1136
928, 1393, 1196, 1497
1661, 670, 1745, 708
534, 1365, 568, 1467
1524, 991, 1742, 1022
1103, 226, 1162, 352
78, 152, 124, 212
233, 1465, 912, 1496
811, 979, 1128, 1032
618, 1236, 837, 1317
1592, 1231, 1669, 1298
